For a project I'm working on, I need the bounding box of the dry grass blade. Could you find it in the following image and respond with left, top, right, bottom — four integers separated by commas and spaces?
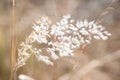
10, 0, 17, 80
58, 50, 120, 80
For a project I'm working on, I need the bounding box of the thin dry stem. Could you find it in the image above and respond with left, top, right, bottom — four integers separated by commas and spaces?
96, 0, 116, 24
10, 0, 16, 80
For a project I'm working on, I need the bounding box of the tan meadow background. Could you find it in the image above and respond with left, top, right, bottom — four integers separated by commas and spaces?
0, 0, 120, 80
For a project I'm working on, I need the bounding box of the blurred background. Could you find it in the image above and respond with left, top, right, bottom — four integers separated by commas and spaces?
0, 0, 120, 80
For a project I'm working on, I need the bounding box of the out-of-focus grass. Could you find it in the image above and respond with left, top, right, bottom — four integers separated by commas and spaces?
0, 0, 120, 80
0, 28, 9, 80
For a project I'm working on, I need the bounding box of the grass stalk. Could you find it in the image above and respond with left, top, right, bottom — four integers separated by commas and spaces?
10, 0, 16, 80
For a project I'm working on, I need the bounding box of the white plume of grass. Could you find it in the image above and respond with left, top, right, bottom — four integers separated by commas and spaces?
15, 14, 111, 71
